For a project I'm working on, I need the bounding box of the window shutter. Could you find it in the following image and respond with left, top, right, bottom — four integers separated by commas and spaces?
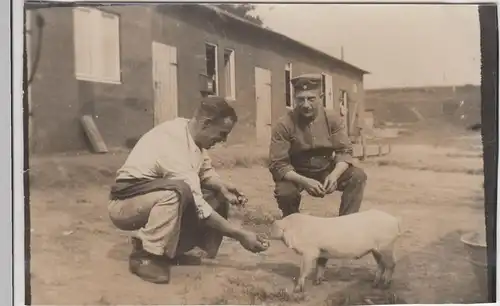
73, 8, 93, 78
99, 11, 121, 82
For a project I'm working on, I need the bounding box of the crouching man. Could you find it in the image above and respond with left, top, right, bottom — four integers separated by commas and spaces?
268, 74, 367, 218
108, 96, 269, 284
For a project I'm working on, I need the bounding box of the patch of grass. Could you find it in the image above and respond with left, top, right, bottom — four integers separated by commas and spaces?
210, 296, 230, 305
213, 276, 306, 305
241, 209, 278, 226
372, 159, 483, 175
238, 207, 281, 235
325, 289, 406, 306
210, 144, 269, 169
246, 286, 305, 304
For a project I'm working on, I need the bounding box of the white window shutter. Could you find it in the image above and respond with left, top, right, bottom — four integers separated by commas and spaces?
90, 9, 103, 81
99, 11, 121, 82
73, 7, 120, 83
73, 8, 93, 79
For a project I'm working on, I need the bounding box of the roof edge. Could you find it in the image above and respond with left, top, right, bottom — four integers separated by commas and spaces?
201, 4, 370, 75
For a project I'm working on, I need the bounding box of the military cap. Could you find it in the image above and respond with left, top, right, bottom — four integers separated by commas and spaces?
290, 73, 322, 92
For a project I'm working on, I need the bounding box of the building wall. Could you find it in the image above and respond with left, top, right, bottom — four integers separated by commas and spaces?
153, 5, 364, 144
29, 7, 80, 154
29, 4, 365, 154
29, 5, 155, 154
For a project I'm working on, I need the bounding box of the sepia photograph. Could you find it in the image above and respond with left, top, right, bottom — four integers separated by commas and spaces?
23, 1, 494, 305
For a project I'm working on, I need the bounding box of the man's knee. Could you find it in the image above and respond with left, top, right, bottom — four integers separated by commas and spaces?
274, 181, 301, 199
349, 166, 367, 185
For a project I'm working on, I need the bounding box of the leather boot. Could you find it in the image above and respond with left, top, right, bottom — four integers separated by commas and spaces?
129, 237, 171, 284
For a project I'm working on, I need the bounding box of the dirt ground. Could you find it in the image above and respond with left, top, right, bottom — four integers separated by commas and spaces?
29, 129, 488, 305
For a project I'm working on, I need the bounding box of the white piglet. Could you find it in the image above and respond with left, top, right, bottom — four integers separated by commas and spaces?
269, 209, 401, 293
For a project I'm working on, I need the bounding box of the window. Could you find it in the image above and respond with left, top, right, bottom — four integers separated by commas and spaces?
73, 7, 121, 83
223, 49, 236, 99
205, 43, 218, 95
285, 63, 293, 108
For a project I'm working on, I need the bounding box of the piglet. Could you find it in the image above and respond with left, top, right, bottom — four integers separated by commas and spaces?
269, 209, 401, 293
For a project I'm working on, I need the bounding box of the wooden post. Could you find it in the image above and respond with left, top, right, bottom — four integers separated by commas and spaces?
80, 115, 109, 153
360, 130, 367, 160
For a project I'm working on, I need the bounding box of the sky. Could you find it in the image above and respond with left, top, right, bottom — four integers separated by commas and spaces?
251, 4, 481, 89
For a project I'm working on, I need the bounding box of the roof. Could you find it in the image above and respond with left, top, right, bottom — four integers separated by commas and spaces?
26, 2, 368, 75
201, 4, 369, 75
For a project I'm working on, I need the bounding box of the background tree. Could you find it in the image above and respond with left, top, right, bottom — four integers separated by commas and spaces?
214, 4, 264, 26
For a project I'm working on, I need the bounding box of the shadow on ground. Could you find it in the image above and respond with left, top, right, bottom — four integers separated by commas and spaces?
104, 225, 486, 305
322, 230, 487, 305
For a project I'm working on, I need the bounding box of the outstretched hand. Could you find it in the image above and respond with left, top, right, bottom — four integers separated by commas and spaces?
221, 183, 248, 207
238, 231, 270, 253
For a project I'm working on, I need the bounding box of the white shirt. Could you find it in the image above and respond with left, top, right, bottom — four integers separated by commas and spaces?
116, 118, 219, 219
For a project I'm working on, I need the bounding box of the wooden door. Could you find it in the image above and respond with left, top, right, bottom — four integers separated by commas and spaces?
152, 42, 178, 125
339, 89, 349, 133
255, 67, 272, 143
323, 74, 334, 110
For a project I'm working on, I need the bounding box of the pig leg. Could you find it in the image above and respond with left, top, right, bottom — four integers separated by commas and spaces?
294, 252, 317, 293
379, 247, 396, 289
371, 249, 385, 288
314, 258, 328, 285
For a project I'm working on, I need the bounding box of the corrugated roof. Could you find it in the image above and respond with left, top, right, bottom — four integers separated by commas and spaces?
201, 4, 369, 75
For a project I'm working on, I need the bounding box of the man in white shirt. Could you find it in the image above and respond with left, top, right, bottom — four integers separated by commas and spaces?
108, 96, 269, 284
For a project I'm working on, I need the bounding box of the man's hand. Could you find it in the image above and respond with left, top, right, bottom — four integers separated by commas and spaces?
237, 230, 270, 253
323, 162, 350, 194
203, 211, 268, 253
301, 177, 326, 197
323, 173, 339, 194
221, 183, 248, 207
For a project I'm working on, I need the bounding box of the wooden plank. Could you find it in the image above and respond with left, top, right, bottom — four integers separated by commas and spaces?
349, 101, 358, 132
80, 115, 108, 153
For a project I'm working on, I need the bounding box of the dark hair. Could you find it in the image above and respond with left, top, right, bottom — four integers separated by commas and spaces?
195, 96, 238, 124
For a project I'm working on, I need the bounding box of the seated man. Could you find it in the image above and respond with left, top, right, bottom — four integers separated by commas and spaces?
108, 96, 269, 284
268, 74, 367, 218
